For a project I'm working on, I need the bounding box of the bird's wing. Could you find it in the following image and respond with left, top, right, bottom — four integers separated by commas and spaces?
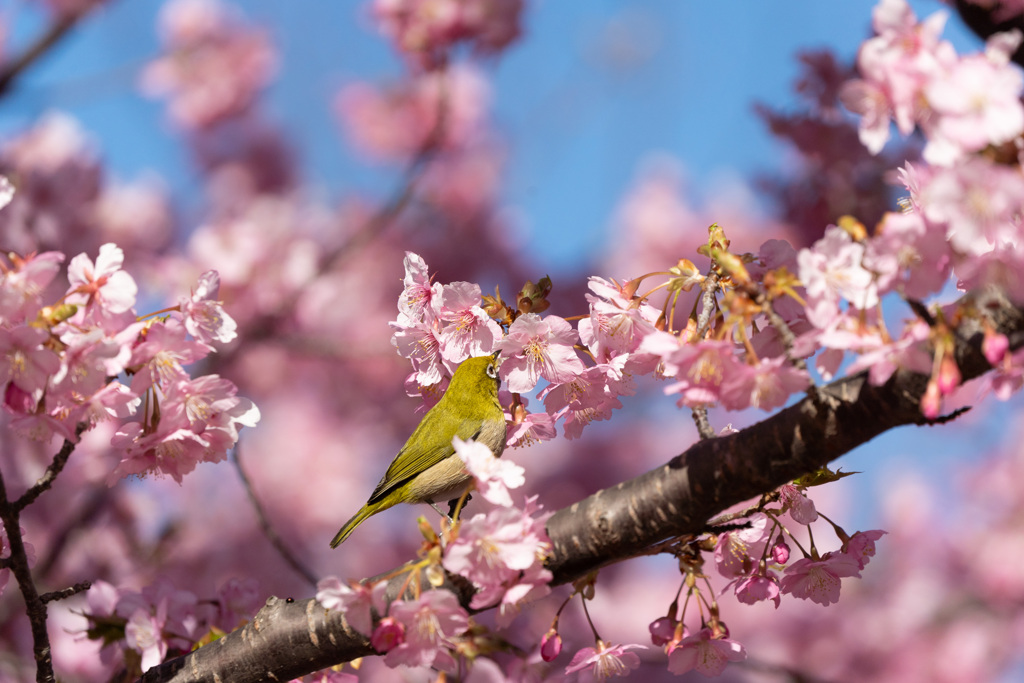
366, 416, 485, 505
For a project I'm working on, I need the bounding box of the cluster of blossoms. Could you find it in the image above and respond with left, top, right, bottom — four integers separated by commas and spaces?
840, 0, 1024, 165
812, 0, 1024, 417
83, 577, 261, 674
533, 474, 886, 678
335, 64, 491, 163
140, 0, 277, 129
371, 0, 524, 71
0, 233, 258, 481
317, 437, 550, 676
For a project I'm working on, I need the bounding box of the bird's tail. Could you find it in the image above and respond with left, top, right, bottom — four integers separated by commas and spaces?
330, 501, 388, 548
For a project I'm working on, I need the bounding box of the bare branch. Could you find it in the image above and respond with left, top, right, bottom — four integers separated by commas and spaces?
40, 581, 92, 604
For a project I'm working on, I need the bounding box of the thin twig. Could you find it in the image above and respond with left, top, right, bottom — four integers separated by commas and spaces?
0, 9, 91, 98
691, 270, 721, 440
231, 445, 319, 587
690, 408, 715, 440
219, 67, 451, 360
694, 270, 720, 341
40, 581, 92, 604
322, 65, 450, 270
35, 488, 109, 579
16, 424, 87, 513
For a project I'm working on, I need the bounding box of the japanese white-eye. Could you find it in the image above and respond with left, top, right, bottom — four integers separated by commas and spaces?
330, 354, 505, 547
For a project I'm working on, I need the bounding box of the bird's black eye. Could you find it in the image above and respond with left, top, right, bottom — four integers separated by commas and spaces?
486, 364, 498, 379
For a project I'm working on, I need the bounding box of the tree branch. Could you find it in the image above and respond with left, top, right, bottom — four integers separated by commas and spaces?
0, 8, 94, 99
138, 289, 1024, 682
0, 467, 55, 682
16, 425, 86, 512
231, 445, 319, 587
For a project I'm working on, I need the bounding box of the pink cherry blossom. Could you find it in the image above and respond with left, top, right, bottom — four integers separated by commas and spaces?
778, 484, 818, 524
0, 250, 64, 324
110, 422, 212, 483
718, 356, 809, 412
733, 572, 782, 608
128, 319, 213, 394
316, 577, 386, 636
772, 538, 790, 564
714, 514, 771, 579
443, 501, 551, 610
864, 210, 952, 299
844, 0, 955, 151
370, 616, 405, 653
0, 325, 60, 394
797, 226, 878, 329
371, 0, 523, 70
124, 607, 168, 673
924, 37, 1024, 165
839, 79, 892, 154
918, 157, 1024, 256
578, 276, 659, 361
396, 252, 442, 326
383, 589, 469, 671
643, 334, 742, 409
845, 319, 932, 386
391, 322, 447, 387
436, 281, 502, 363
498, 313, 585, 393
542, 364, 626, 440
505, 401, 557, 448
453, 436, 525, 507
66, 243, 138, 316
845, 529, 887, 569
564, 640, 645, 680
666, 628, 746, 676
141, 0, 277, 128
179, 270, 237, 344
780, 553, 863, 605
336, 66, 490, 161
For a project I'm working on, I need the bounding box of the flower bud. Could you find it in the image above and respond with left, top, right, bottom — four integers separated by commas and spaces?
540, 628, 562, 662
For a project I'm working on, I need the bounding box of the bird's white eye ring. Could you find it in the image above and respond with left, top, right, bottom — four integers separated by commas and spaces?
486, 364, 498, 379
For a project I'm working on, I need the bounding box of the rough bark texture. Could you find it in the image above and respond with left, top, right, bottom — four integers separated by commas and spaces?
140, 291, 1024, 682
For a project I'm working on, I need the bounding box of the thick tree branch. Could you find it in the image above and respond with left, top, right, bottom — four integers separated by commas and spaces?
140, 289, 1024, 682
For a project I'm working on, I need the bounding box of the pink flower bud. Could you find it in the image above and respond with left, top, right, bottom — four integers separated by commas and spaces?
921, 379, 941, 419
771, 539, 790, 564
983, 331, 1009, 366
370, 616, 405, 652
649, 616, 676, 646
540, 627, 562, 662
936, 356, 961, 395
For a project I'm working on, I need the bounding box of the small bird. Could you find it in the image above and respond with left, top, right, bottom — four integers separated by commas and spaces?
330, 354, 505, 547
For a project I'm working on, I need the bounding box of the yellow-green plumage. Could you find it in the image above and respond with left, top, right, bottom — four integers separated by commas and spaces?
330, 355, 505, 548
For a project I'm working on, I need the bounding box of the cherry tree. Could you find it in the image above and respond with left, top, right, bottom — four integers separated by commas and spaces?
2, 0, 1024, 681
